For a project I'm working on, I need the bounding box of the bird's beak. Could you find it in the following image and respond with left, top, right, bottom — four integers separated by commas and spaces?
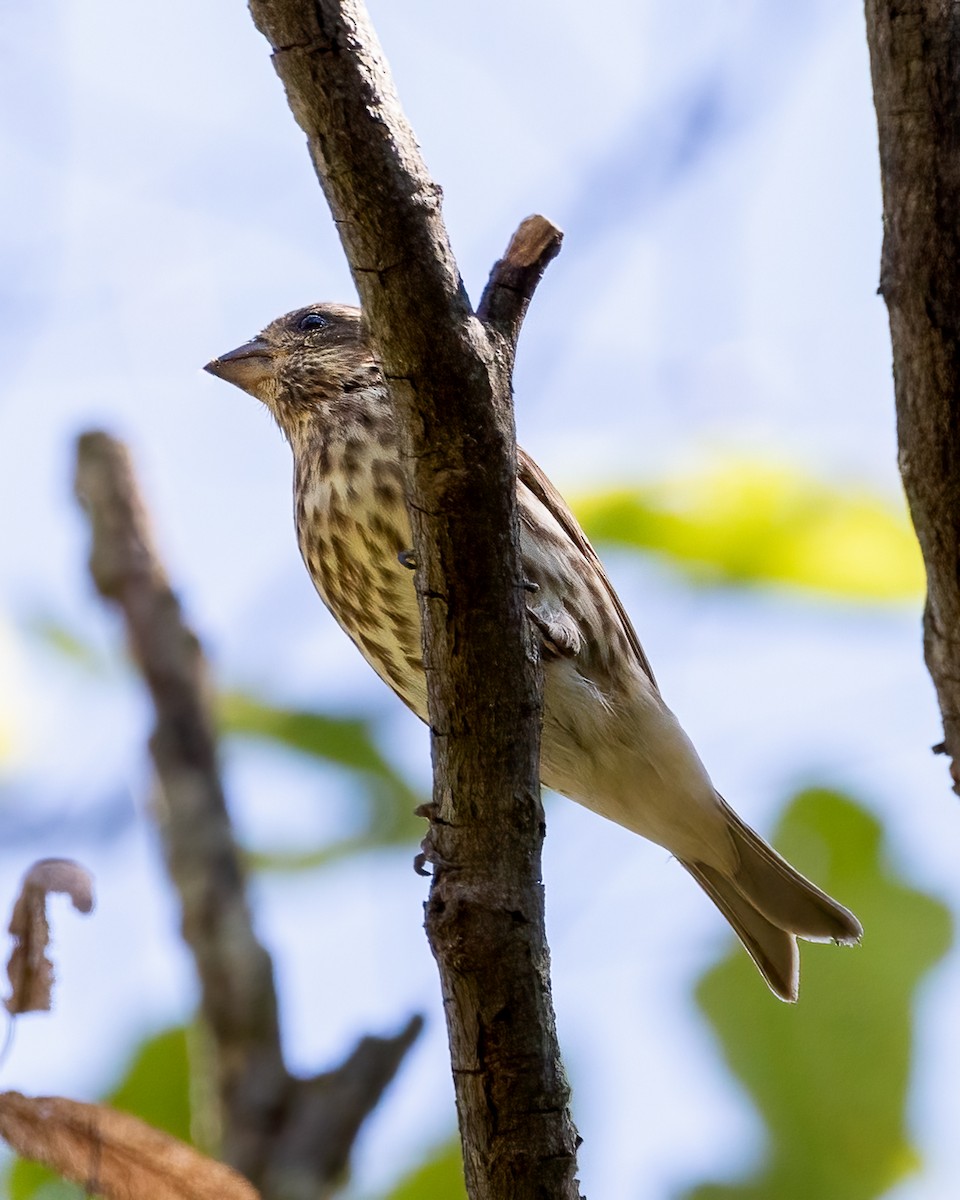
204, 337, 275, 398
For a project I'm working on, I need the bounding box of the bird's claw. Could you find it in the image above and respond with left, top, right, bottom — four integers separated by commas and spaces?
413, 801, 456, 875
398, 549, 417, 570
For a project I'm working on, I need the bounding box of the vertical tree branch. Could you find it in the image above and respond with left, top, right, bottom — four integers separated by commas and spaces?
75, 432, 288, 1177
75, 431, 421, 1200
865, 1, 960, 795
245, 2, 582, 1196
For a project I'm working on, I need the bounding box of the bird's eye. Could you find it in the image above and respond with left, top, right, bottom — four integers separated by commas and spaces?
298, 312, 328, 332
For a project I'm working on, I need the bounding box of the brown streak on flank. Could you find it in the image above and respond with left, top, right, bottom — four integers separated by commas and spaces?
372, 457, 404, 489
306, 549, 335, 599
349, 558, 374, 596
388, 619, 417, 660
327, 505, 351, 533
337, 597, 363, 632
357, 631, 389, 663
374, 479, 401, 506
370, 513, 406, 551
342, 436, 364, 472
360, 527, 390, 562
382, 658, 410, 693
328, 532, 347, 564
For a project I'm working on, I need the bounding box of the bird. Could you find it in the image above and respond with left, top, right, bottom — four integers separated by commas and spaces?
206, 302, 862, 1001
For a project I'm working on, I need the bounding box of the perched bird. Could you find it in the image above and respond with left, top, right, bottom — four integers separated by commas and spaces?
206, 303, 862, 1001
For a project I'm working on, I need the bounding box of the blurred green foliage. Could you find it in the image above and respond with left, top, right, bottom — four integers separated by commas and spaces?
220, 691, 424, 868
376, 1137, 466, 1200
682, 789, 952, 1200
220, 693, 415, 793
7, 1026, 192, 1200
576, 462, 923, 601
107, 1025, 193, 1142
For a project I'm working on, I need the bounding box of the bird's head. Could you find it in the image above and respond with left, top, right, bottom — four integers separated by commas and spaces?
205, 303, 380, 441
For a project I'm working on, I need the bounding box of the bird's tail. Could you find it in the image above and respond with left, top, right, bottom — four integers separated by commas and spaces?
680, 799, 862, 1002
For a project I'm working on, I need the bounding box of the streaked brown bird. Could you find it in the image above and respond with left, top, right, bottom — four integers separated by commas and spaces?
206, 303, 862, 1001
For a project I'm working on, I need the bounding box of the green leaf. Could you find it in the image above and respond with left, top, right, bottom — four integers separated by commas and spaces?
220, 692, 415, 792
379, 1136, 466, 1200
220, 692, 424, 868
575, 462, 923, 601
682, 788, 952, 1200
7, 1162, 80, 1200
7, 1027, 192, 1199
106, 1026, 192, 1142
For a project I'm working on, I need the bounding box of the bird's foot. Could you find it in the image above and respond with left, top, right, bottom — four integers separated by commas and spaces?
413, 801, 456, 875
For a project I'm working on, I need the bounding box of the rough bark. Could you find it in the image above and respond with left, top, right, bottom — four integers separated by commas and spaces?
75, 431, 421, 1200
865, 1, 960, 795
245, 2, 583, 1196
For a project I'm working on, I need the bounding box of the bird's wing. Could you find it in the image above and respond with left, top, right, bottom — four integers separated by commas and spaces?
517, 446, 660, 693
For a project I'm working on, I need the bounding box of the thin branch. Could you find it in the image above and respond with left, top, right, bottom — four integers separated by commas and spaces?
247, 2, 582, 1196
477, 215, 565, 349
266, 1016, 423, 1194
865, 2, 960, 796
74, 431, 420, 1199
74, 431, 286, 1168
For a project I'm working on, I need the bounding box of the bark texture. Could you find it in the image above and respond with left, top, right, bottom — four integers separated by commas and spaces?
865, 1, 960, 794
246, 2, 582, 1196
75, 431, 421, 1200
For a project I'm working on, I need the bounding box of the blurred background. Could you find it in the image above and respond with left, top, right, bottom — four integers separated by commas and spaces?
1, 1, 956, 1197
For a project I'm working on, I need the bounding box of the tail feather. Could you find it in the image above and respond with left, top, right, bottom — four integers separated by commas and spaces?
721, 799, 863, 945
683, 860, 800, 1002
681, 800, 862, 1003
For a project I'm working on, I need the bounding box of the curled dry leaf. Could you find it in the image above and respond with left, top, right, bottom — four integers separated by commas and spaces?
0, 1092, 260, 1199
5, 859, 96, 1015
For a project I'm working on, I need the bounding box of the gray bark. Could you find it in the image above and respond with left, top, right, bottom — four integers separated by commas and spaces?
865, 1, 960, 796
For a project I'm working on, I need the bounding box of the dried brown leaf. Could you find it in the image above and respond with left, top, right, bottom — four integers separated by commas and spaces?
6, 859, 95, 1015
0, 1092, 260, 1199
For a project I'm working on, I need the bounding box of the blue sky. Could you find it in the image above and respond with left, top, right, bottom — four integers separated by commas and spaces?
1, 2, 957, 1197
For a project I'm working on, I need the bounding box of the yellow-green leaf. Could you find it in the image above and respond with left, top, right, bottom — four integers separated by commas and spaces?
575, 462, 923, 601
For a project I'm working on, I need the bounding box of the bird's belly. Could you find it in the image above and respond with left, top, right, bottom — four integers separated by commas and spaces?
539, 656, 728, 864
299, 502, 429, 718
342, 579, 428, 719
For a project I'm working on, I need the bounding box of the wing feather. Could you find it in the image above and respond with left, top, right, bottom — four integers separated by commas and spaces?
517, 447, 660, 692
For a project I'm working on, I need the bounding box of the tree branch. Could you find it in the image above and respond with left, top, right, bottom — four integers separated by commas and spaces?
74, 431, 420, 1199
865, 2, 960, 796
247, 2, 582, 1195
477, 215, 564, 349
